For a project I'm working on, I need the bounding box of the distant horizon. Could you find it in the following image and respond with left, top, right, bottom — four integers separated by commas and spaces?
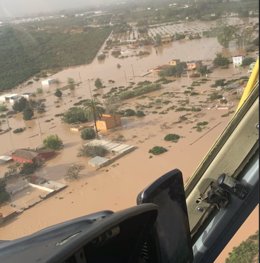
0, 0, 125, 19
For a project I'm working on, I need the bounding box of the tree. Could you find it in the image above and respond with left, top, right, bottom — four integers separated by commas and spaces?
155, 34, 162, 45
54, 88, 62, 98
164, 134, 180, 142
0, 178, 10, 204
12, 97, 29, 112
213, 54, 230, 67
84, 99, 105, 137
23, 107, 34, 120
149, 146, 168, 155
62, 107, 88, 124
217, 25, 236, 48
67, 78, 76, 90
198, 65, 209, 76
242, 57, 255, 67
43, 135, 63, 150
81, 128, 96, 140
20, 162, 38, 175
95, 78, 103, 89
78, 145, 108, 157
65, 165, 82, 180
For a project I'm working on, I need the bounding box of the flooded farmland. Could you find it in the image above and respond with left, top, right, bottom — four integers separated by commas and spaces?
0, 17, 258, 263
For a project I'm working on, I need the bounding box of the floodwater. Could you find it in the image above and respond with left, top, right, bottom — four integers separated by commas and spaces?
0, 31, 258, 261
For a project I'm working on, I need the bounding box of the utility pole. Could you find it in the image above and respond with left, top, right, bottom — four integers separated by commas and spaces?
131, 64, 135, 82
6, 116, 14, 151
123, 70, 128, 85
88, 79, 99, 139
78, 72, 82, 86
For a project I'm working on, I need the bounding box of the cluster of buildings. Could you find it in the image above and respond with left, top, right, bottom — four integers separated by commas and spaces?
0, 93, 33, 106
0, 148, 56, 166
150, 59, 203, 73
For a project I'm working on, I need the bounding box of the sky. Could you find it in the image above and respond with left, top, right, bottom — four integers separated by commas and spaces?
0, 0, 121, 18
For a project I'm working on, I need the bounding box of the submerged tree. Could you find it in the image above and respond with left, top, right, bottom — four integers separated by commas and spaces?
43, 135, 63, 150
217, 25, 236, 48
84, 99, 105, 138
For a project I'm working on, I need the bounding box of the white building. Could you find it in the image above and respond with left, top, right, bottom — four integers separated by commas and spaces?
0, 94, 19, 104
232, 55, 244, 68
41, 79, 57, 88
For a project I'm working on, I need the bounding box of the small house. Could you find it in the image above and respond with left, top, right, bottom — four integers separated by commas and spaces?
232, 55, 244, 68
96, 114, 121, 131
41, 79, 57, 88
12, 149, 41, 164
186, 61, 201, 71
169, 59, 180, 66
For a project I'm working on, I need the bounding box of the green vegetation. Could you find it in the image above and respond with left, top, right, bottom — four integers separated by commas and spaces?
193, 121, 209, 132
159, 63, 187, 77
0, 179, 10, 204
136, 110, 146, 117
12, 97, 29, 112
36, 88, 43, 94
149, 146, 168, 155
0, 104, 8, 112
226, 231, 259, 263
81, 128, 96, 140
164, 134, 181, 142
65, 165, 83, 180
13, 127, 26, 134
95, 78, 103, 89
242, 57, 255, 67
23, 107, 34, 120
213, 54, 230, 67
67, 78, 76, 90
0, 25, 111, 91
217, 25, 236, 48
112, 83, 161, 101
54, 88, 63, 98
20, 162, 38, 175
62, 107, 88, 124
78, 145, 108, 157
43, 135, 63, 150
123, 109, 136, 117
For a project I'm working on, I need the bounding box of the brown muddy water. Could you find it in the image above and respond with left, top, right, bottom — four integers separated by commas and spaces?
0, 32, 258, 261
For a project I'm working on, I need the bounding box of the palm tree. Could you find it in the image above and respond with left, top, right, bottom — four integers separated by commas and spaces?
84, 99, 105, 138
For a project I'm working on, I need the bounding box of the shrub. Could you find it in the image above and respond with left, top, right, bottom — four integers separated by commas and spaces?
97, 54, 106, 60
62, 107, 88, 124
43, 135, 63, 150
54, 88, 62, 98
81, 128, 96, 140
79, 145, 108, 157
136, 110, 146, 117
149, 146, 168, 155
164, 134, 180, 142
213, 54, 229, 67
20, 162, 38, 175
0, 104, 8, 112
242, 57, 255, 67
13, 97, 29, 112
0, 179, 10, 204
95, 78, 103, 89
13, 127, 26, 134
124, 109, 136, 116
36, 88, 43, 94
23, 107, 34, 120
